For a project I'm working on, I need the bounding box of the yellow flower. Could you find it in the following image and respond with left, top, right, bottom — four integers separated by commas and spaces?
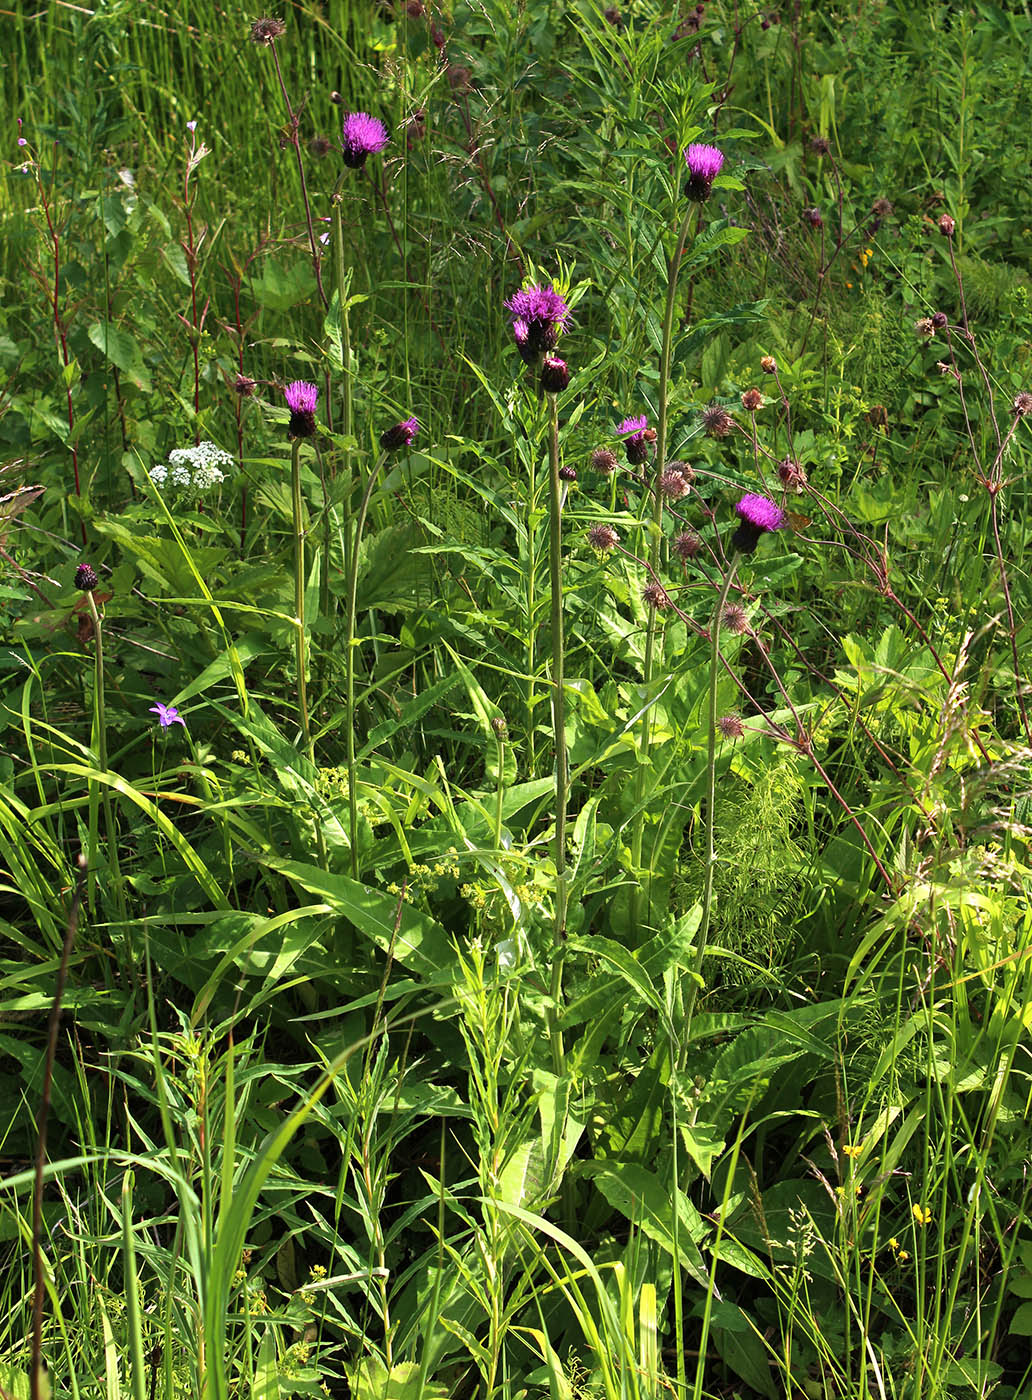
842, 1143, 862, 1159
898, 1250, 910, 1262
912, 1203, 932, 1226
888, 1237, 899, 1251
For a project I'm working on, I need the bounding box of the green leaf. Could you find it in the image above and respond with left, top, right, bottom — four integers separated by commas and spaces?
88, 322, 152, 391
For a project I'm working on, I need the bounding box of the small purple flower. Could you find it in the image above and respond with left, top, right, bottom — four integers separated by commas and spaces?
504, 283, 571, 355
17, 137, 27, 148
150, 702, 186, 729
731, 492, 785, 554
380, 415, 420, 451
341, 111, 389, 168
683, 142, 725, 202
617, 415, 656, 466
187, 120, 197, 133
284, 380, 318, 438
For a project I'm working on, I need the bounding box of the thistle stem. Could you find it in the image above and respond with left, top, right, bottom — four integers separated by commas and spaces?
291, 439, 314, 766
345, 454, 388, 879
545, 393, 568, 1077
629, 202, 697, 930
684, 552, 740, 1035
85, 590, 127, 923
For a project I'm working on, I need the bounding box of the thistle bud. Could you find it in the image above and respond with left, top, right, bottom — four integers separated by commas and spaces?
75, 562, 98, 592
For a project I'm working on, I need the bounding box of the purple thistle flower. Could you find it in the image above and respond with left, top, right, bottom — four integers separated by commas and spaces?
341, 111, 389, 168
683, 142, 725, 202
504, 283, 570, 355
540, 354, 569, 394
380, 415, 420, 451
284, 380, 318, 438
617, 415, 656, 466
150, 702, 186, 729
731, 492, 785, 554
74, 562, 98, 592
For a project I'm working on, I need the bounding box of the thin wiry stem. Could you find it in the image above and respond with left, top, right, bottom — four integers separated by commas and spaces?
545, 393, 568, 1078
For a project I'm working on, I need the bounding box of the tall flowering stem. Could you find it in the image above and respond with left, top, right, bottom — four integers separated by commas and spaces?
290, 438, 315, 766
684, 553, 740, 1035
545, 392, 569, 1077
629, 201, 699, 922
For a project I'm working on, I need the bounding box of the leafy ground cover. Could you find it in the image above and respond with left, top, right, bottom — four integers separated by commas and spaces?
2, 1, 1032, 1397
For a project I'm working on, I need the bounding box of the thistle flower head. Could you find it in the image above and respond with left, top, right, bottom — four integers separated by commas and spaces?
249, 16, 286, 43
741, 387, 764, 412
75, 562, 98, 592
592, 447, 618, 475
683, 142, 725, 202
938, 213, 956, 237
341, 112, 389, 167
617, 415, 656, 466
504, 283, 571, 354
914, 317, 935, 338
380, 415, 420, 451
587, 523, 619, 552
1012, 392, 1032, 417
558, 463, 577, 482
717, 714, 745, 740
285, 380, 319, 438
732, 492, 785, 554
540, 354, 569, 394
931, 311, 948, 330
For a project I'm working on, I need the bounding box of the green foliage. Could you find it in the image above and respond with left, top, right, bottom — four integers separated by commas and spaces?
0, 2, 1031, 1400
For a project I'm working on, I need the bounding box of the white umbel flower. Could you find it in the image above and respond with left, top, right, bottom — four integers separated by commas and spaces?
150, 441, 233, 492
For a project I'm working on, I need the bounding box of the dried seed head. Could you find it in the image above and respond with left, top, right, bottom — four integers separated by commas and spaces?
591, 447, 618, 475
447, 64, 473, 95
1012, 392, 1032, 417
666, 459, 695, 483
587, 523, 619, 552
760, 355, 777, 374
803, 207, 823, 228
938, 213, 956, 237
701, 404, 734, 438
870, 197, 893, 229
308, 135, 332, 157
741, 387, 764, 412
233, 373, 257, 397
659, 467, 689, 500
809, 135, 831, 156
721, 602, 749, 635
249, 16, 286, 43
717, 713, 745, 740
75, 562, 98, 592
776, 456, 807, 491
914, 317, 935, 339
642, 581, 671, 610
672, 529, 702, 562
867, 404, 888, 428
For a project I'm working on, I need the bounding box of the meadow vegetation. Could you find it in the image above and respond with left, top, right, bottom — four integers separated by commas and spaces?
1, 1, 1032, 1397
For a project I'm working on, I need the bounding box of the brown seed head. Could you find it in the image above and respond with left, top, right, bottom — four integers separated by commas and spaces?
233, 373, 257, 397
308, 135, 332, 157
804, 207, 823, 228
672, 529, 702, 562
249, 16, 286, 43
587, 523, 619, 552
809, 135, 830, 156
642, 581, 670, 610
1012, 392, 1032, 417
591, 447, 618, 475
776, 456, 807, 491
760, 355, 777, 374
741, 387, 764, 412
938, 213, 956, 237
914, 317, 935, 339
931, 311, 948, 330
701, 404, 734, 438
717, 714, 745, 740
447, 64, 473, 95
666, 459, 695, 484
721, 602, 749, 635
659, 467, 689, 500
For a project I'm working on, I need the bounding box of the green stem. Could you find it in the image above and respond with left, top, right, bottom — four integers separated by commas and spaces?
684, 552, 740, 1035
345, 453, 388, 879
291, 439, 314, 766
85, 590, 127, 923
545, 394, 568, 1077
629, 203, 698, 929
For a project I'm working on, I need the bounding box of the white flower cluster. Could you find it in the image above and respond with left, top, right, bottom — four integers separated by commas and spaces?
149, 441, 233, 492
